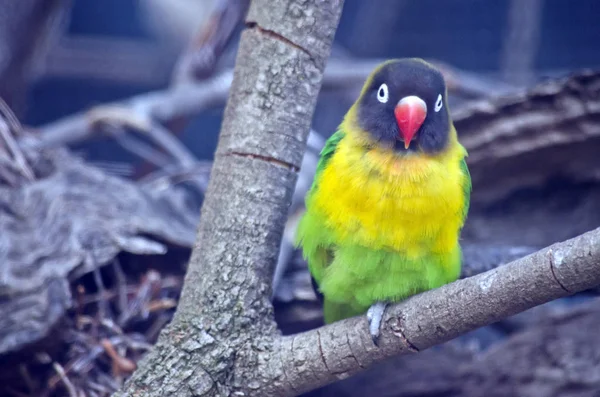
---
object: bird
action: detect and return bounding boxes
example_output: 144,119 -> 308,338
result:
295,58 -> 471,345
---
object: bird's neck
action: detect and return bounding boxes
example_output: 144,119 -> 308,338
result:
338,122 -> 465,180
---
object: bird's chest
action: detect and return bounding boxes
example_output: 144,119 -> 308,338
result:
312,147 -> 465,256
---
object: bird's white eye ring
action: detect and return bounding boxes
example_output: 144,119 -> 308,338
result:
434,94 -> 443,112
377,83 -> 389,103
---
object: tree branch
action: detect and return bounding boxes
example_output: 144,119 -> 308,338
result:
24,69 -> 234,149
29,59 -> 517,152
262,227 -> 600,396
113,1 -> 344,396
454,69 -> 600,206
310,298 -> 600,397
172,0 -> 250,82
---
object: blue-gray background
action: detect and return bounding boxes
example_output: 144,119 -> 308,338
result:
26,0 -> 600,163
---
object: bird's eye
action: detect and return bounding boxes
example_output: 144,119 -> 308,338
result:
377,83 -> 389,103
434,94 -> 443,112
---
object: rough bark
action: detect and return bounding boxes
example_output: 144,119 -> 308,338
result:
260,228 -> 600,395
0,145 -> 200,355
113,1 -> 344,396
307,299 -> 600,397
454,69 -> 600,207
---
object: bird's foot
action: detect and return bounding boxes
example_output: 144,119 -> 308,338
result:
366,301 -> 388,346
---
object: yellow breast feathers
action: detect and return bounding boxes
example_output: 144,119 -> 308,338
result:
310,126 -> 468,259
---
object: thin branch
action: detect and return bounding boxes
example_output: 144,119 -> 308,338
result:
272,130 -> 326,296
29,57 -> 517,151
52,361 -> 78,397
112,259 -> 128,315
143,123 -> 197,168
0,97 -> 27,137
137,161 -> 212,194
87,106 -> 197,167
25,69 -> 234,149
91,256 -> 110,320
107,126 -> 171,168
172,0 -> 250,83
265,227 -> 600,396
0,102 -> 34,181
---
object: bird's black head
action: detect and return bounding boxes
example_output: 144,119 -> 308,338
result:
354,58 -> 451,153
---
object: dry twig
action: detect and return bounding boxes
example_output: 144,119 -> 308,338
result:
0,100 -> 34,182
172,0 -> 250,82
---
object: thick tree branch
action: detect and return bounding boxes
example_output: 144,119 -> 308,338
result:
113,1 -> 343,396
310,298 -> 600,397
262,227 -> 600,396
454,69 -> 600,206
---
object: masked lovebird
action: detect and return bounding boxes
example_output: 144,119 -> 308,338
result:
295,58 -> 471,344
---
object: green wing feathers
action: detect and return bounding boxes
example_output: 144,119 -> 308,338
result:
295,131 -> 344,285
459,158 -> 472,223
312,130 -> 345,191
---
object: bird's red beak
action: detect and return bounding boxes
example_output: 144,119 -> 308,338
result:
394,96 -> 427,149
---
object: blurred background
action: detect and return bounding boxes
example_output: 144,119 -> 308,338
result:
22,0 -> 600,159
1,0 -> 600,396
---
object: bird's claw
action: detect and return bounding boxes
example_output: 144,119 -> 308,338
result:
367,301 -> 388,346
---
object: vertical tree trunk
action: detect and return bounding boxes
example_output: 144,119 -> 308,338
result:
114,1 -> 344,396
